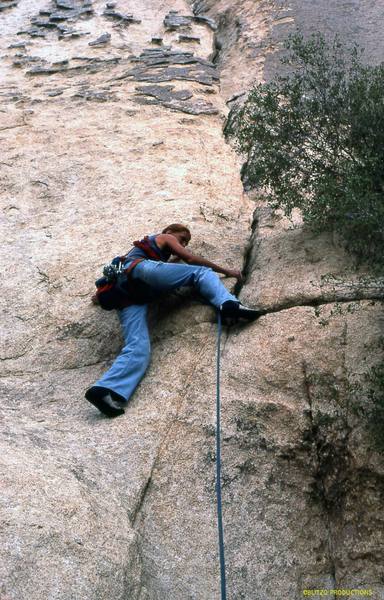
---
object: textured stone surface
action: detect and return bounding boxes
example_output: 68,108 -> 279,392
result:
88,32 -> 111,46
117,47 -> 219,87
239,204 -> 384,311
22,0 -> 94,39
102,7 -> 141,24
163,11 -> 217,32
192,0 -> 384,98
1,0 -> 384,598
137,301 -> 384,598
0,0 -> 18,10
164,12 -> 193,30
134,83 -> 218,114
0,3 -> 243,597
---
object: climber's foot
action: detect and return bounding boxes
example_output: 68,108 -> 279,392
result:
85,386 -> 125,417
219,300 -> 266,322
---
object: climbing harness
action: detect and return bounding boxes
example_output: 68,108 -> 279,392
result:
215,309 -> 227,600
94,257 -> 147,310
93,235 -> 166,310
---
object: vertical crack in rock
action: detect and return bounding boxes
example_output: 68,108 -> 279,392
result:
126,324 -> 220,598
191,0 -> 241,67
233,209 -> 259,299
130,472 -> 153,527
231,206 -> 384,312
194,1 -> 384,594
129,325 -> 215,520
3,0 -> 383,596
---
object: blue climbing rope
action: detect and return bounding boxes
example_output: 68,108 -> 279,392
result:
216,309 -> 227,600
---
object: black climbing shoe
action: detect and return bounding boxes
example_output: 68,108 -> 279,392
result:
219,300 -> 266,321
85,386 -> 125,418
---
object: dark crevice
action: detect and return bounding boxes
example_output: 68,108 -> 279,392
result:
251,294 -> 383,316
129,472 -> 153,526
233,215 -> 259,298
232,216 -> 383,314
191,1 -> 241,68
232,213 -> 383,312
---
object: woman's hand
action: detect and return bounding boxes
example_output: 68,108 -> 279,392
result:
225,269 -> 244,283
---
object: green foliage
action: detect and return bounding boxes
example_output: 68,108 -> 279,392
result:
225,32 -> 384,266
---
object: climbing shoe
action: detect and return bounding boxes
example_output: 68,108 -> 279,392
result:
219,300 -> 266,321
85,386 -> 125,418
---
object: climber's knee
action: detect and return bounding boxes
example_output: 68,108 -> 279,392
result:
191,265 -> 209,284
196,265 -> 212,276
121,335 -> 150,365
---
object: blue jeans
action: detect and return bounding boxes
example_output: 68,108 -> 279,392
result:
94,261 -> 238,401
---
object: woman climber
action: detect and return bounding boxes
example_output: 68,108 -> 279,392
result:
85,223 -> 263,418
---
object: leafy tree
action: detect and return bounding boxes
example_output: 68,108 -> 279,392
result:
225,32 -> 384,267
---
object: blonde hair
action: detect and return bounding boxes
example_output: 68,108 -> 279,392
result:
162,223 -> 191,241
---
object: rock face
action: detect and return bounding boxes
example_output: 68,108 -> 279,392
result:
1,1 -> 383,599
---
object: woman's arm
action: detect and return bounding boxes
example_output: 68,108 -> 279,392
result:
158,234 -> 243,281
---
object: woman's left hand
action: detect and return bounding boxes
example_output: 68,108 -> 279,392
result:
225,269 -> 244,282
